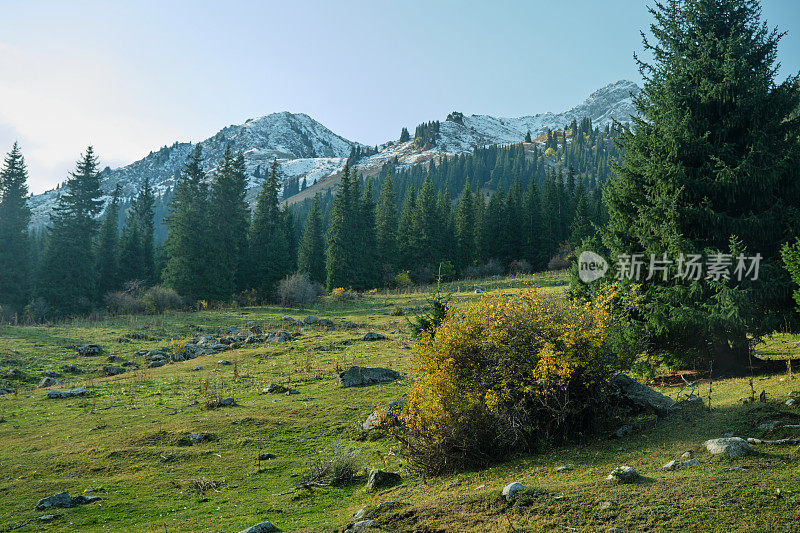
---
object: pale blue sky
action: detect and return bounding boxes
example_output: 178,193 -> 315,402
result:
1,0 -> 798,193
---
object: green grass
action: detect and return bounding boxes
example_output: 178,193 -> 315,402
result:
0,272 -> 798,532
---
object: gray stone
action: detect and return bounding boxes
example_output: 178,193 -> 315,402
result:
362,332 -> 387,341
192,366 -> 202,371
190,432 -> 210,444
71,495 -> 102,505
47,386 -> 87,399
786,398 -> 798,407
100,365 -> 124,376
303,315 -> 319,324
555,465 -> 572,473
38,377 -> 63,388
282,316 -> 296,322
337,366 -> 401,387
273,331 -> 292,343
60,365 -> 81,373
610,424 -> 637,439
259,453 -> 276,461
217,397 -> 236,407
36,491 -> 72,510
704,437 -> 752,458
238,521 -> 278,533
76,344 -> 102,356
148,360 -> 165,368
37,514 -> 56,521
502,482 -> 527,501
606,466 -> 639,484
598,501 -> 613,510
5,368 -> 21,379
663,460 -> 679,471
681,451 -> 692,459
285,388 -> 299,395
43,370 -> 59,378
366,469 -> 401,491
218,360 -> 232,366
362,401 -> 404,431
263,383 -> 288,394
345,521 -> 377,533
318,318 -> 335,328
609,373 -> 675,415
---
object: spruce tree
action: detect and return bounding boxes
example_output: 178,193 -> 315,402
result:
604,0 -> 800,372
96,185 -> 121,297
410,177 -> 437,268
455,183 -> 476,271
207,146 -> 250,300
38,147 -> 104,315
356,178 -> 379,289
249,158 -> 292,297
0,142 -> 31,314
375,170 -> 398,278
119,176 -> 155,285
325,164 -> 359,289
396,187 -> 416,270
297,194 -> 325,283
162,146 -> 212,300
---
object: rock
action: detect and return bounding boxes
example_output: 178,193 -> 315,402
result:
60,365 -> 81,374
238,521 -> 278,533
786,398 -> 798,407
610,424 -> 637,439
609,373 -> 675,415
337,366 -> 402,387
362,332 -> 387,341
263,383 -> 288,394
273,331 -> 292,343
218,360 -> 232,366
663,460 -> 679,471
352,507 -> 366,520
663,458 -> 699,471
555,465 -> 572,473
704,437 -> 752,458
192,366 -> 202,371
37,514 -> 57,521
47,386 -> 87,399
282,316 -> 296,322
607,528 -> 625,533
683,458 -> 700,467
259,452 -> 276,460
190,432 -> 211,444
36,491 -> 72,510
606,466 -> 639,484
679,394 -> 706,410
342,321 -> 358,329
217,397 -> 236,407
502,482 -> 527,501
318,318 -> 335,328
285,388 -> 299,395
43,370 -> 59,378
362,401 -> 404,431
681,451 -> 692,459
71,495 -> 102,505
345,520 -> 377,533
76,344 -> 102,356
474,286 -> 484,294
100,365 -> 124,376
598,501 -> 613,510
5,368 -> 21,379
38,377 -> 63,388
303,315 -> 319,325
148,361 -> 165,368
366,469 -> 401,491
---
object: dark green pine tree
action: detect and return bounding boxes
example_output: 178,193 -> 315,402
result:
410,177 -> 438,268
455,183 -> 476,271
522,178 -> 547,270
399,127 -> 410,142
282,204 -> 297,273
326,164 -> 359,289
207,146 -> 250,300
569,192 -> 593,246
38,147 -> 105,315
524,130 -> 533,143
356,178 -> 379,289
375,170 -> 398,282
95,184 -> 121,297
396,187 -> 416,271
297,194 -> 326,283
604,0 -> 800,372
119,176 -> 156,285
481,189 -> 505,263
0,142 -> 31,314
162,146 -> 212,300
249,158 -> 292,297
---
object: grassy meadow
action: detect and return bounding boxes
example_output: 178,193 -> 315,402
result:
0,272 -> 799,532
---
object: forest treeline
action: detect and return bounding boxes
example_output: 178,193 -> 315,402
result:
0,117 -> 615,319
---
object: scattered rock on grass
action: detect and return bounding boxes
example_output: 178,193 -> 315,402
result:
38,377 -> 63,388
704,437 -> 752,458
100,365 -> 124,377
663,458 -> 699,470
610,424 -> 638,439
71,495 -> 102,505
303,315 -> 319,325
216,398 -> 236,407
366,469 -> 401,491
259,453 -> 276,461
502,482 -> 527,501
362,332 -> 387,341
76,344 -> 102,356
36,492 -> 72,510
47,386 -> 87,399
337,366 -> 402,388
263,383 -> 288,394
555,465 -> 572,473
609,373 -> 675,415
237,521 -> 278,533
345,520 -> 378,533
218,360 -> 231,366
190,432 -> 211,444
606,466 -> 640,484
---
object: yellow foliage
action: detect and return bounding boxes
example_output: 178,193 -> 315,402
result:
169,339 -> 187,355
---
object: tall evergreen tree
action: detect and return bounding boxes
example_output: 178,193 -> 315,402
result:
455,183 -> 476,271
249,158 -> 292,296
162,146 -> 212,300
410,177 -> 438,267
207,146 -> 250,300
96,184 -> 121,297
604,0 -> 800,372
0,142 -> 31,314
119,176 -> 155,285
297,194 -> 325,283
375,170 -> 398,278
396,187 -> 416,271
38,147 -> 104,315
325,164 -> 361,289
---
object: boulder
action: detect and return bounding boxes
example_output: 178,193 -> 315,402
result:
345,521 -> 377,533
76,344 -> 102,356
362,332 -> 387,341
337,366 -> 402,387
366,469 -> 401,491
272,331 -> 292,343
609,373 -> 675,415
38,377 -> 63,388
36,491 -> 72,510
192,366 -> 203,371
217,397 -> 236,407
71,495 -> 102,505
263,383 -> 288,394
149,361 -> 165,368
502,482 -> 527,501
46,386 -> 87,399
362,401 -> 404,431
259,452 -> 276,461
218,360 -> 232,366
60,365 -> 81,374
318,318 -> 335,328
100,365 -> 124,376
704,437 -> 752,458
303,315 -> 319,325
43,370 -> 59,378
606,466 -> 639,484
238,522 -> 278,533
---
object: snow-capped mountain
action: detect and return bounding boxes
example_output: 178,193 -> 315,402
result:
27,80 -> 639,226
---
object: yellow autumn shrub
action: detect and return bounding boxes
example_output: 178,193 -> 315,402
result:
397,286 -> 622,474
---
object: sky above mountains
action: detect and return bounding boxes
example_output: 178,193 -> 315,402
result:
1,0 -> 799,194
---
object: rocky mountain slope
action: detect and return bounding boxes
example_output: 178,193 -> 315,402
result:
28,80 -> 639,227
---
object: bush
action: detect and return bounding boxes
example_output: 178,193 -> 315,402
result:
395,286 -> 622,475
104,291 -> 145,315
278,273 -> 325,308
143,286 -> 183,314
331,287 -> 358,301
509,259 -> 532,276
394,270 -> 413,288
304,441 -> 362,486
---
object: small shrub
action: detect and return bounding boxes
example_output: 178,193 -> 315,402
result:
278,273 -> 325,307
509,259 -> 532,276
478,259 -> 504,278
143,286 -> 183,314
304,441 -> 362,486
104,292 -> 145,315
331,287 -> 357,301
394,271 -> 413,288
396,286 -> 623,475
